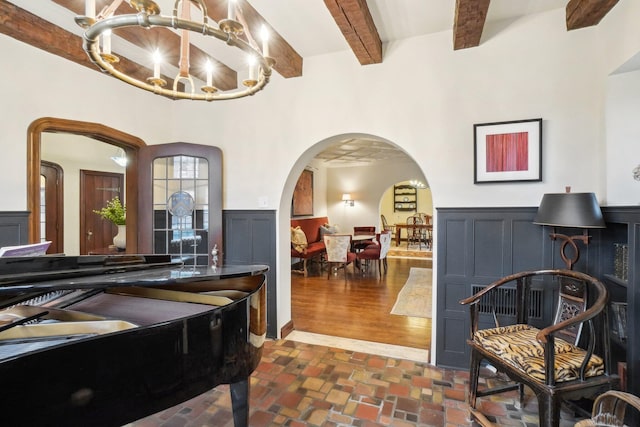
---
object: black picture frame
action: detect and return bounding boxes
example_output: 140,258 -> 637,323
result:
474,118 -> 542,183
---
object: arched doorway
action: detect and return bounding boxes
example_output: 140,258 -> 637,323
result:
380,180 -> 433,251
280,134 -> 434,353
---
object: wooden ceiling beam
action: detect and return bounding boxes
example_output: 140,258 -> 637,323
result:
0,1 -> 162,87
566,0 -> 619,30
453,0 -> 490,50
323,0 -> 382,65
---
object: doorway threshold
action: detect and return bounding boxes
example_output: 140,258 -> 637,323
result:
286,331 -> 430,364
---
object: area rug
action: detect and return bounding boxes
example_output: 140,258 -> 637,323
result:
386,246 -> 432,259
390,267 -> 432,318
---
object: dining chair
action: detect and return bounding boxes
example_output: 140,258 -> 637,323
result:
422,214 -> 433,249
323,234 -> 357,282
356,231 -> 392,277
380,214 -> 395,234
406,214 -> 424,249
352,226 -> 376,252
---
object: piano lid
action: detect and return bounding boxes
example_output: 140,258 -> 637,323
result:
0,254 -> 268,297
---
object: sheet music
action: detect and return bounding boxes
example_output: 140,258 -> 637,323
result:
0,241 -> 51,257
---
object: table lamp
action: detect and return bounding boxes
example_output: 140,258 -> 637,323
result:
533,189 -> 605,270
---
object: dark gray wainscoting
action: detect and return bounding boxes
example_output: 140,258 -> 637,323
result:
223,210 -> 277,339
435,206 -> 603,370
597,206 -> 640,399
0,211 -> 30,248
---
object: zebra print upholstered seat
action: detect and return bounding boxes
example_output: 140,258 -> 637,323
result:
474,324 -> 604,383
474,324 -> 575,357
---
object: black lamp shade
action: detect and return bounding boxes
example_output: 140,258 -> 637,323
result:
533,192 -> 605,228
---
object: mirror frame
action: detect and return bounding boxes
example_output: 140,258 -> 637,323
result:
27,117 -> 146,253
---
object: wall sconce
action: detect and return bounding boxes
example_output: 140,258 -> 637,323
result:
342,193 -> 354,207
533,189 -> 605,270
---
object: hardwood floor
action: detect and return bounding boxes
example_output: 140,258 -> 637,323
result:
291,255 -> 433,350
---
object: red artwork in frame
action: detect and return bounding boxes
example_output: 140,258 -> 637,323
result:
292,169 -> 314,216
474,118 -> 542,183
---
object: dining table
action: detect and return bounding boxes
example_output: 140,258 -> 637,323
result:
393,223 -> 432,247
351,234 -> 376,251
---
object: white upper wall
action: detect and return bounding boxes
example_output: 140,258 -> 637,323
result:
599,0 -> 640,77
606,69 -> 640,205
168,7 -> 628,211
326,160 -> 427,233
0,35 -> 175,210
599,0 -> 640,206
1,5 -> 639,212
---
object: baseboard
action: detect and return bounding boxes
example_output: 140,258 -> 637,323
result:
280,320 -> 294,339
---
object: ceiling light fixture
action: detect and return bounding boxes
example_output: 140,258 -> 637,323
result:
75,0 -> 274,101
410,180 -> 426,189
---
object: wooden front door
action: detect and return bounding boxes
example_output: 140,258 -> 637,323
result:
40,161 -> 63,254
80,170 -> 124,255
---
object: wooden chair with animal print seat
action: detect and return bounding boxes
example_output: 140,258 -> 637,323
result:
460,269 -> 619,427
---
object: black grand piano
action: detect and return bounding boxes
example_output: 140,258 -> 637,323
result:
0,254 -> 267,427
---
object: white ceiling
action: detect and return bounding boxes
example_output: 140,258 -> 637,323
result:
249,0 -> 567,59
315,137 -> 411,168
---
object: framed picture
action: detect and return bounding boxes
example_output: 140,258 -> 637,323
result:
474,118 -> 542,183
292,169 -> 314,216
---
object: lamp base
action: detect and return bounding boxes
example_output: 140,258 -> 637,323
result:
549,229 -> 590,270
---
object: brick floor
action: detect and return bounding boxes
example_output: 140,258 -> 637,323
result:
129,339 -> 587,426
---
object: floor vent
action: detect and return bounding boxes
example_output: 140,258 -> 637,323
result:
471,285 -> 543,319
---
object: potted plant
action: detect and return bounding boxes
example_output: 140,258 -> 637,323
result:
94,196 -> 126,248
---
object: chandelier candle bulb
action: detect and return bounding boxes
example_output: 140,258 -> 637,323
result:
248,56 -> 255,80
261,26 -> 270,57
152,49 -> 161,79
85,0 -> 95,19
228,0 -> 236,21
205,60 -> 213,87
102,30 -> 111,55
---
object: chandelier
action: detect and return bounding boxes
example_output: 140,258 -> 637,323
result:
76,0 -> 274,101
410,180 -> 427,189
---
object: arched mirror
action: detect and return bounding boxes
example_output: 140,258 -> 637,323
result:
27,117 -> 145,254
